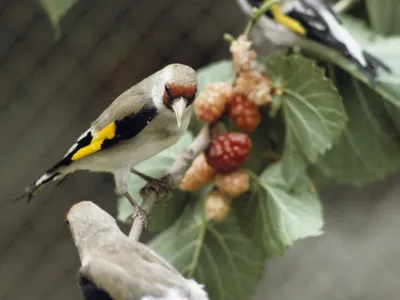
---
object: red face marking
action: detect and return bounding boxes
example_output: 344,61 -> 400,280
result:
167,83 -> 197,99
163,83 -> 198,107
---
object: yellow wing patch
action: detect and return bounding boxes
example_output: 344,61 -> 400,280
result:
71,122 -> 116,161
270,3 -> 307,36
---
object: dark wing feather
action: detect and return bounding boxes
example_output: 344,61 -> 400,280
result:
286,5 -> 349,54
49,105 -> 158,168
363,51 -> 392,73
100,105 -> 158,150
51,129 -> 93,170
15,105 -> 158,203
78,273 -> 114,300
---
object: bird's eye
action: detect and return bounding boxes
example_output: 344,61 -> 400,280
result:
186,89 -> 198,105
189,93 -> 196,103
65,219 -> 70,225
164,86 -> 172,99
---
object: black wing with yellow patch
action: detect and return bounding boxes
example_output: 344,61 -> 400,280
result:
256,1 -> 347,54
248,1 -> 306,35
52,105 -> 158,170
285,9 -> 348,52
270,3 -> 307,36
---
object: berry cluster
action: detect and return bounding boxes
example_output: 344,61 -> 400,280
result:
180,132 -> 251,221
182,35 -> 273,221
195,35 -> 271,132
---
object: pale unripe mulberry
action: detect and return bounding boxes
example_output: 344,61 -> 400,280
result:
179,154 -> 215,191
194,82 -> 232,123
230,35 -> 257,73
215,170 -> 250,198
204,190 -> 232,221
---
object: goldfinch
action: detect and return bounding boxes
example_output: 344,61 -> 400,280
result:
238,0 -> 391,81
66,201 -> 209,300
17,64 -> 198,226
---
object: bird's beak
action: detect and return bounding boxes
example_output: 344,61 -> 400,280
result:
172,97 -> 187,128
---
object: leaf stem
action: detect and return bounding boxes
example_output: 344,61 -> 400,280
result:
327,63 -> 337,86
245,169 -> 265,188
243,0 -> 279,37
187,215 -> 208,278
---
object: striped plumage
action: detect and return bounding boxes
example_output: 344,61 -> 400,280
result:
242,0 -> 391,82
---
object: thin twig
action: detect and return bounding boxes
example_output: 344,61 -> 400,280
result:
333,0 -> 360,14
129,125 -> 211,241
243,0 -> 279,37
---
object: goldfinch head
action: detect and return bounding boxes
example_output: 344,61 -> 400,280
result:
153,64 -> 198,127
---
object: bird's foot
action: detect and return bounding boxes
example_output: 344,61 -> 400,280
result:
140,174 -> 173,200
125,207 -> 152,229
123,192 -> 152,229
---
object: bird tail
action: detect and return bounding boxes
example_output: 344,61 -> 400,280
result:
350,51 -> 392,84
14,167 -> 66,203
363,51 -> 392,74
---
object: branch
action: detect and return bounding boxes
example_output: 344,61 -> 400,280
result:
243,0 -> 279,37
129,125 -> 211,241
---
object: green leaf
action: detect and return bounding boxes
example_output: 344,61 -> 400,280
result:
317,74 -> 400,184
314,18 -> 400,184
40,0 -> 78,39
383,100 -> 400,133
233,164 -> 323,258
197,60 -> 233,92
117,132 -> 193,231
366,0 -> 400,35
265,55 -> 347,182
149,201 -> 264,300
341,17 -> 400,75
363,36 -> 400,89
343,17 -> 400,133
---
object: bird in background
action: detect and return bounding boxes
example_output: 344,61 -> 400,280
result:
66,201 -> 209,300
16,63 -> 198,227
238,0 -> 391,82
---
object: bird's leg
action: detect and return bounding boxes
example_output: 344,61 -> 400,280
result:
130,168 -> 172,200
115,169 -> 150,229
123,192 -> 151,229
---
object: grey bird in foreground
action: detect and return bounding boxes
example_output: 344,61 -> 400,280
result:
16,63 -> 198,227
66,201 -> 209,300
